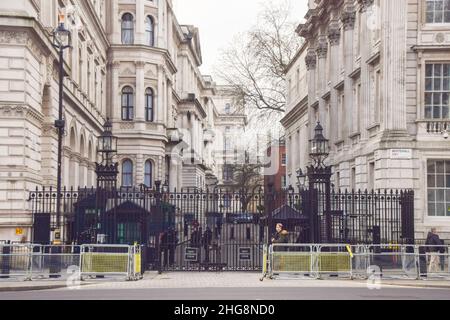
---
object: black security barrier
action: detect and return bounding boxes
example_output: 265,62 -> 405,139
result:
29,186 -> 415,272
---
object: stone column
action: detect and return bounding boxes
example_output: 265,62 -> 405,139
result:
111,61 -> 120,121
305,47 -> 317,139
382,0 -> 407,131
359,0 -> 374,140
169,154 -> 179,191
135,61 -> 145,121
342,3 -> 356,141
158,0 -> 164,48
112,0 -> 120,44
328,18 -> 341,143
136,0 -> 144,45
316,34 -> 328,132
157,65 -> 164,123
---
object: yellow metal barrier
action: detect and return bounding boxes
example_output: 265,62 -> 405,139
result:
318,254 -> 351,273
272,253 -> 312,273
134,252 -> 141,275
81,253 -> 129,273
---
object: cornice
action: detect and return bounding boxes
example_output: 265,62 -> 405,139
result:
280,96 -> 308,128
0,104 -> 44,127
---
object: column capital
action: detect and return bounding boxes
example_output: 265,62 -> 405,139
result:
341,4 -> 356,31
305,48 -> 317,70
316,35 -> 328,59
109,61 -> 121,69
327,19 -> 341,46
358,0 -> 375,13
135,61 -> 146,69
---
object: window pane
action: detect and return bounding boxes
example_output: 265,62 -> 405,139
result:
437,161 -> 445,173
428,203 -> 436,216
437,189 -> 445,201
445,0 -> 450,10
428,161 -> 436,174
443,105 -> 449,118
425,93 -> 433,105
444,78 -> 450,91
435,64 -> 442,76
434,78 -> 442,91
435,11 -> 443,22
428,190 -> 436,202
425,78 -> 433,91
425,106 -> 432,118
437,203 -> 446,216
437,175 -> 445,187
444,64 -> 450,77
428,174 -> 436,188
433,105 -> 441,118
426,64 -> 433,77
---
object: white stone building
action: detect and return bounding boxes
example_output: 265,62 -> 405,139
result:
0,0 -> 245,241
283,0 -> 450,238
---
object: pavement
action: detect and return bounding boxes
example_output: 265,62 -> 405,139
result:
0,272 -> 449,293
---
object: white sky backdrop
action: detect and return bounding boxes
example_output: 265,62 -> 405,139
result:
172,0 -> 309,78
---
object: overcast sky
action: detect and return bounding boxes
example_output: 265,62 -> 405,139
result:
172,0 -> 308,77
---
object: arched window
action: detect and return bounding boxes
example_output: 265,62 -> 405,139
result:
121,86 -> 134,121
122,160 -> 133,187
145,16 -> 155,46
121,13 -> 134,45
145,88 -> 154,122
144,160 -> 153,188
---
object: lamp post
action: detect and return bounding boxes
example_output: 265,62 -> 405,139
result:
96,119 -> 119,243
307,122 -> 332,243
97,119 -> 118,170
52,14 -> 71,243
296,168 -> 307,191
288,185 -> 295,207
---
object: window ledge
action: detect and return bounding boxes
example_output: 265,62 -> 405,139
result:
349,132 -> 361,140
367,123 -> 380,131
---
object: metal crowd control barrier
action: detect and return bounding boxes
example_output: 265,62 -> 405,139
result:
30,245 -> 81,280
316,244 -> 353,279
80,244 -> 140,281
263,244 -> 450,281
365,244 -> 418,280
268,244 -> 316,279
417,245 -> 450,280
0,244 -> 32,280
0,243 -> 143,282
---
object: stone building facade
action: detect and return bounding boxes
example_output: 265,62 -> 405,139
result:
0,0 -> 245,241
283,0 -> 450,238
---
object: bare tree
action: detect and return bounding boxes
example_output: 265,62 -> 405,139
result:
215,0 -> 303,115
227,153 -> 265,213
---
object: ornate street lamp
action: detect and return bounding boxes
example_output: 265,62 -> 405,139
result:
307,122 -> 332,243
288,185 -> 295,206
96,119 -> 119,190
97,119 -> 118,166
94,119 -> 119,244
52,13 -> 72,243
296,168 -> 307,191
309,122 -> 329,168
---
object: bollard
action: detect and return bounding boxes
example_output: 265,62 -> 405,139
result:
0,241 -> 11,279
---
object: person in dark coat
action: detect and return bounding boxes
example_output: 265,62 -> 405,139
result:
271,223 -> 289,251
426,228 -> 444,273
202,227 -> 213,263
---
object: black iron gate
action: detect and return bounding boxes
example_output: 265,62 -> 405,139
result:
29,186 -> 415,272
